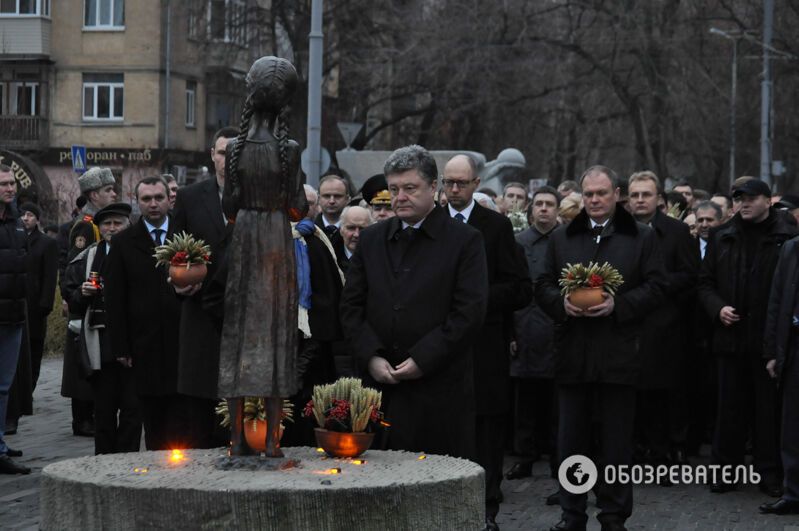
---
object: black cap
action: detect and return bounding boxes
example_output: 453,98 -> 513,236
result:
776,194 -> 799,210
732,179 -> 771,199
360,174 -> 391,206
94,202 -> 132,225
18,202 -> 41,220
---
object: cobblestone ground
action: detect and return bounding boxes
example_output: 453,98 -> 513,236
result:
2,359 -> 799,530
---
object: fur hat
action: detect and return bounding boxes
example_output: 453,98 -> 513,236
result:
78,167 -> 116,194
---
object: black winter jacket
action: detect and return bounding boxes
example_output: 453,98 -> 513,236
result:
0,203 -> 27,324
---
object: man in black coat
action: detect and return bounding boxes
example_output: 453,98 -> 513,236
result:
170,126 -> 237,448
105,176 -> 182,451
19,202 -> 57,389
537,166 -> 666,531
443,154 -> 531,528
698,178 -> 796,496
340,145 -> 488,462
0,166 -> 30,474
315,173 -> 350,246
760,235 -> 799,514
628,172 -> 699,470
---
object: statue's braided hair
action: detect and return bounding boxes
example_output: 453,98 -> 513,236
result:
227,57 -> 297,214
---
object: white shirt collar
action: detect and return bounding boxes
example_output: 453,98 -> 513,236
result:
143,217 -> 169,234
322,215 -> 341,229
344,247 -> 353,259
590,218 -> 606,228
448,199 -> 475,222
401,220 -> 424,230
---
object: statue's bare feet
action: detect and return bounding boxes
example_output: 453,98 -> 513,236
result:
229,441 -> 254,457
264,446 -> 284,458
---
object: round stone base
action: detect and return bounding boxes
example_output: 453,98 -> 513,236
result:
40,447 -> 484,530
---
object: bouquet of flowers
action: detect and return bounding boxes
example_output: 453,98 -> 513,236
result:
153,231 -> 211,268
558,261 -> 624,296
303,377 -> 384,433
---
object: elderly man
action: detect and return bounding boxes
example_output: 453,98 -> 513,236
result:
443,153 -> 531,529
304,184 -> 320,221
340,145 -> 488,464
537,165 -> 666,531
64,202 -> 141,455
0,165 -> 29,474
698,178 -> 796,497
336,206 -> 372,273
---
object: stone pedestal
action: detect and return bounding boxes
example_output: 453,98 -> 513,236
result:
40,447 -> 484,530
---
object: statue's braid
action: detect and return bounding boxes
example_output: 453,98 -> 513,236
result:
276,107 -> 290,198
228,96 -> 254,192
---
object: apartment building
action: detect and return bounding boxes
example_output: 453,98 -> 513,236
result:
0,0 -> 265,221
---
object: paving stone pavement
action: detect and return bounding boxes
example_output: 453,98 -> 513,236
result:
2,358 -> 799,530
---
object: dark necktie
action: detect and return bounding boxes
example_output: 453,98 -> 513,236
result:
324,225 -> 338,238
591,225 -> 604,242
152,228 -> 164,245
454,213 -> 466,223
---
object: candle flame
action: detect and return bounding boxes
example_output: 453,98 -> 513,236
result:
418,454 -> 427,460
133,467 -> 149,474
326,467 -> 341,475
316,447 -> 325,453
352,459 -> 365,465
169,449 -> 186,463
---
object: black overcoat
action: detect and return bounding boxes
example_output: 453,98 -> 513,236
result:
172,178 -> 229,399
466,203 -> 531,415
536,207 -> 666,386
340,205 -> 488,458
764,236 -> 799,381
105,217 -> 181,397
638,210 -> 699,389
513,225 -> 556,379
698,210 -> 796,357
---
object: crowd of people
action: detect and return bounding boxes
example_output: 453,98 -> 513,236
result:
2,132 -> 799,531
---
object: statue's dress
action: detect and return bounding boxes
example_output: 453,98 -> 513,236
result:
218,138 -> 301,397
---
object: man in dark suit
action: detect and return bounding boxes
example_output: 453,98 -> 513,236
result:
443,154 -> 531,529
19,202 -> 57,389
105,176 -> 182,451
537,166 -> 666,531
628,172 -> 699,472
315,173 -> 350,246
340,145 -> 488,462
170,126 -> 237,448
334,206 -> 372,274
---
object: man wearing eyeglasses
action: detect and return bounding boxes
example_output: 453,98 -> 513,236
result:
443,154 -> 531,530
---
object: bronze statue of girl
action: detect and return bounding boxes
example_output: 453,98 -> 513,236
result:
219,56 -> 306,457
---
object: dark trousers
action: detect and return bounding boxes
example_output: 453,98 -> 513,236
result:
28,313 -> 46,390
138,394 -> 183,451
512,377 -> 556,458
90,362 -> 141,454
558,383 -> 636,527
476,414 -> 506,517
782,349 -> 799,501
713,354 -> 781,484
172,395 -> 221,449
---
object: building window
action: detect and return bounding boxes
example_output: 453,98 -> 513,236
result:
9,82 -> 38,115
208,0 -> 246,46
83,73 -> 123,121
84,0 -> 124,28
187,0 -> 205,40
185,81 -> 196,127
0,0 -> 48,15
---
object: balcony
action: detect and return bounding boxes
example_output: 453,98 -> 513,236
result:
0,16 -> 51,57
0,116 -> 48,151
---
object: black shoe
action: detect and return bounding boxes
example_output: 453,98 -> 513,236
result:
483,514 -> 500,531
759,483 -> 783,498
5,448 -> 21,457
0,455 -> 30,475
600,521 -> 627,531
550,519 -> 586,531
505,461 -> 533,480
759,498 -> 799,515
710,481 -> 737,493
546,491 -> 560,506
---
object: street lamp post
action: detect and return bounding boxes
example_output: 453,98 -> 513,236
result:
709,27 -> 739,191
